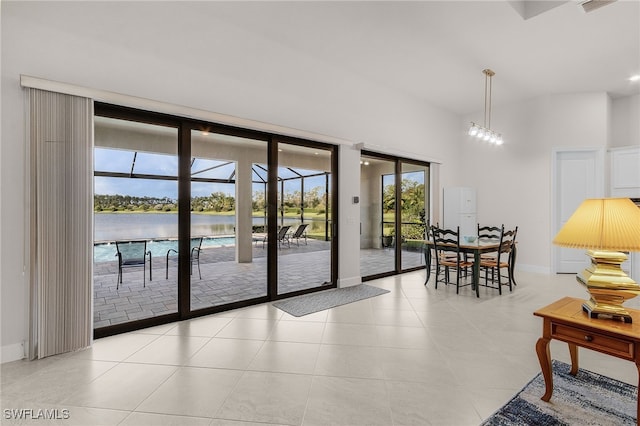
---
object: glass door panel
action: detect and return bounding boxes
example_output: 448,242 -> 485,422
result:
276,143 -> 333,295
360,155 -> 396,277
400,162 -> 429,271
93,116 -> 179,329
188,130 -> 268,310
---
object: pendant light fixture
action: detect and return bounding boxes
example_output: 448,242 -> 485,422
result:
468,69 -> 503,145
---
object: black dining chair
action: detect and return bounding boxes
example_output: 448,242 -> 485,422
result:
478,224 -> 502,246
479,226 -> 518,294
431,225 -> 474,294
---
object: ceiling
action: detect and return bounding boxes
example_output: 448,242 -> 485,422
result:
15,1 -> 639,118
206,0 -> 640,115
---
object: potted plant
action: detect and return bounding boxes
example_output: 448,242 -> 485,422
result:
382,230 -> 394,248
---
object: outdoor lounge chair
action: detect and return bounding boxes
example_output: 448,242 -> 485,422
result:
257,225 -> 291,249
290,223 -> 309,246
115,240 -> 152,289
165,237 -> 203,279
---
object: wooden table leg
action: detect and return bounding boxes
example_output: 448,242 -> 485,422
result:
636,359 -> 639,426
568,343 -> 579,376
536,336 -> 553,402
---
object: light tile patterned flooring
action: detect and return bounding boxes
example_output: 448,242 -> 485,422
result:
3,270 -> 638,425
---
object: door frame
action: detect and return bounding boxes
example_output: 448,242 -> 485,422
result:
93,102 -> 338,338
551,147 -> 605,274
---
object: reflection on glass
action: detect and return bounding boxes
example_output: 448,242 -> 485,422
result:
93,116 -> 178,329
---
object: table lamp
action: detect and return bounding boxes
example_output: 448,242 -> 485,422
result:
553,198 -> 640,323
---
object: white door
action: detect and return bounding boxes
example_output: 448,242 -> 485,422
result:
553,149 -> 604,273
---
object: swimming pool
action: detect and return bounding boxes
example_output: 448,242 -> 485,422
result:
93,236 -> 235,263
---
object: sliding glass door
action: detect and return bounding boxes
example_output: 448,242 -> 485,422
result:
360,155 -> 396,277
93,104 -> 337,336
360,152 -> 429,280
184,130 -> 269,310
400,162 -> 429,271
276,141 -> 335,296
93,115 -> 179,328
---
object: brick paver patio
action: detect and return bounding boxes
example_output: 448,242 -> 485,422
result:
93,240 -> 424,328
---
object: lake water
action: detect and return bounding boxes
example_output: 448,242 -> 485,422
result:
94,213 -> 328,263
95,213 -> 265,241
94,212 -> 325,241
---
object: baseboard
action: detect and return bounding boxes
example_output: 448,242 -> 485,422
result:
338,276 -> 362,288
1,341 -> 26,364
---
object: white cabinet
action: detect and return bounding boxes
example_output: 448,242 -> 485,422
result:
443,187 -> 477,237
610,147 -> 640,197
609,146 -> 640,284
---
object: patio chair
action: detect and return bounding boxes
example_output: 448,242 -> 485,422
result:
165,237 -> 203,279
115,240 -> 152,289
290,223 -> 309,246
257,225 -> 291,249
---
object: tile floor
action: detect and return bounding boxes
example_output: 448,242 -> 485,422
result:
2,270 -> 638,425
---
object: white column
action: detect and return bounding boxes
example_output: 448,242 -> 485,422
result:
337,144 -> 362,287
236,157 -> 253,263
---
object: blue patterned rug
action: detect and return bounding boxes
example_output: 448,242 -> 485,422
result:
272,284 -> 389,316
482,360 -> 637,425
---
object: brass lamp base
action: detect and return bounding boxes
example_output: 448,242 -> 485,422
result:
582,300 -> 633,323
577,250 -> 640,323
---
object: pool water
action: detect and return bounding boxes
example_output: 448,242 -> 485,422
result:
94,236 -> 235,263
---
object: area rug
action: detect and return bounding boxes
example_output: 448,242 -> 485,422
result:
272,284 -> 390,317
481,360 -> 637,425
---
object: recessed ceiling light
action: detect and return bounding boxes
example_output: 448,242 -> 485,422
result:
630,75 -> 640,82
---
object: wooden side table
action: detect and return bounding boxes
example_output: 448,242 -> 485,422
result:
534,297 -> 640,424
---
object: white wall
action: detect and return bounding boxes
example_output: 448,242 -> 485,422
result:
1,2 -> 637,361
1,2 -> 460,360
459,93 -> 612,274
612,94 -> 640,148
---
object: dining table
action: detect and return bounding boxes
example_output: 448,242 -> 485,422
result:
422,238 -> 511,298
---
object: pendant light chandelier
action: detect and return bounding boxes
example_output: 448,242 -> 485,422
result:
468,69 -> 503,145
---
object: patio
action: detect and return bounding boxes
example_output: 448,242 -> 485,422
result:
93,240 -> 425,328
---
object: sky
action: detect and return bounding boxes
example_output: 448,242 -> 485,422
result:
94,148 -> 329,199
94,148 -> 424,199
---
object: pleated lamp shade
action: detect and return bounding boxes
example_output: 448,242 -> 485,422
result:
553,198 -> 640,252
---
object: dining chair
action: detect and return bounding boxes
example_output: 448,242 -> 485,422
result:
431,225 -> 474,294
478,224 -> 502,246
479,226 -> 518,294
423,223 -> 437,285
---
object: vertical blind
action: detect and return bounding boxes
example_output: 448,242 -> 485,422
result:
28,89 -> 93,359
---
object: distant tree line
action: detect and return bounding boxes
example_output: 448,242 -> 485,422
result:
95,186 -> 327,214
94,194 -> 177,212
